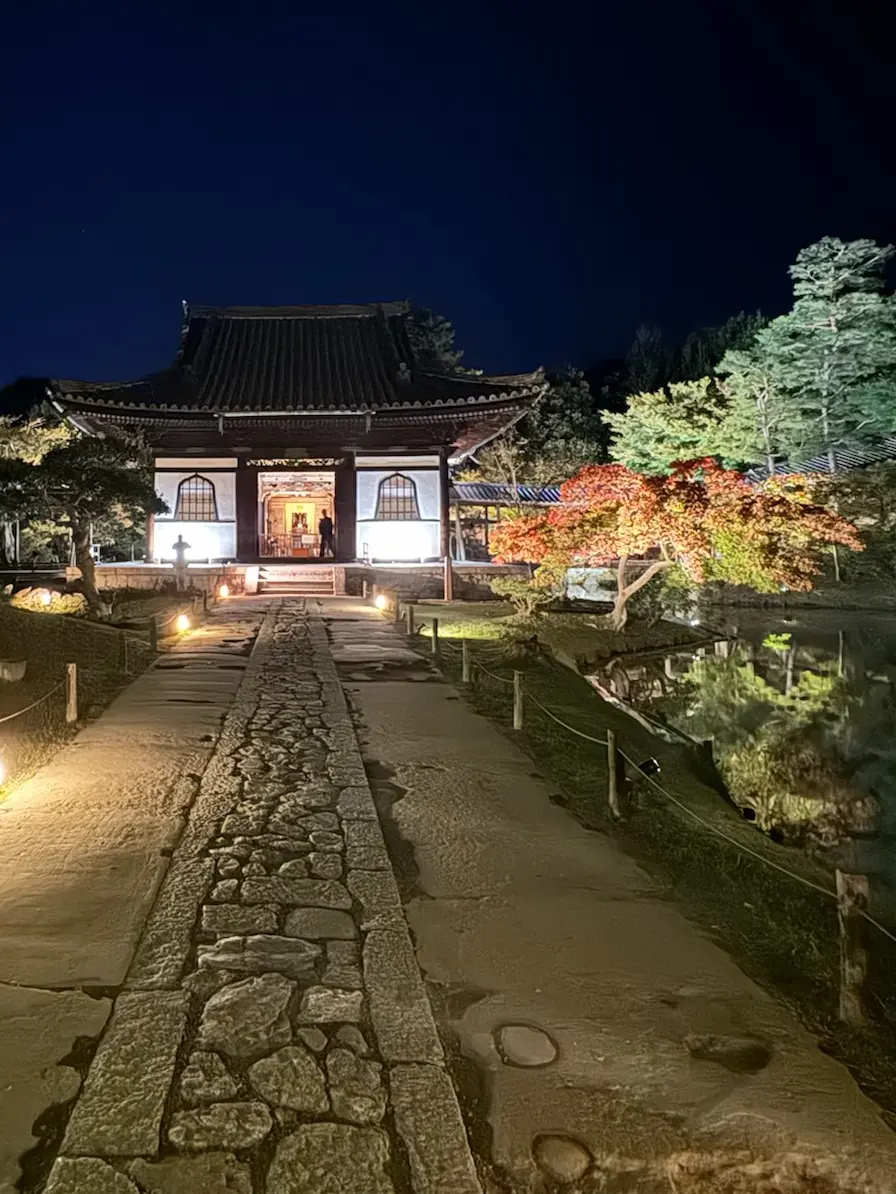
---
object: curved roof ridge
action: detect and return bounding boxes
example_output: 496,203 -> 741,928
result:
186,301 -> 411,320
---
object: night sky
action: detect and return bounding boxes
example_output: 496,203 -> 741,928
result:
1,0 -> 893,394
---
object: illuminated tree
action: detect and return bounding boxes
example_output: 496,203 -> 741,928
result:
605,378 -> 730,473
0,415 -> 73,565
490,459 -> 862,630
0,436 -> 164,616
760,237 -> 896,468
715,341 -> 788,475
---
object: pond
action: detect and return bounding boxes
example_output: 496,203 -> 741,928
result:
591,608 -> 896,907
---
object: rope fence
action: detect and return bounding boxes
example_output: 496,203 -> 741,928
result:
375,594 -> 896,1030
0,589 -> 217,794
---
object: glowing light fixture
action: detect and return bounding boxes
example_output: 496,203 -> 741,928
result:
374,594 -> 389,611
176,613 -> 191,633
218,583 -> 230,599
39,590 -> 53,606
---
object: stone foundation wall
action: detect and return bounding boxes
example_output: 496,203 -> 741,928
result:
343,564 -> 527,601
68,565 -> 253,595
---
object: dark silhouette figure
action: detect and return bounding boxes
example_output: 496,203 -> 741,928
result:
318,512 -> 335,559
172,534 -> 191,591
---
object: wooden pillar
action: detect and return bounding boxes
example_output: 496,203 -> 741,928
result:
235,461 -> 258,561
836,869 -> 869,1025
439,450 -> 451,562
146,511 -> 156,562
454,506 -> 466,562
335,454 -> 357,562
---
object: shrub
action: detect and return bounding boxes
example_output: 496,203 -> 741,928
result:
489,574 -> 561,617
10,587 -> 87,616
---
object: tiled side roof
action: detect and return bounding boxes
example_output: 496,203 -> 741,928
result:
51,302 -> 545,414
450,482 -> 562,504
747,436 -> 896,479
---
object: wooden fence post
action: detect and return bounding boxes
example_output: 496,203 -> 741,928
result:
203,591 -> 209,614
393,596 -> 402,624
149,616 -> 159,653
362,580 -> 369,600
462,639 -> 471,684
607,729 -> 621,818
406,604 -> 415,637
513,670 -> 524,730
431,618 -> 439,657
66,663 -> 78,724
836,869 -> 869,1025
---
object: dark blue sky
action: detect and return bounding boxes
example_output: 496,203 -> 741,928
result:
1,0 -> 893,389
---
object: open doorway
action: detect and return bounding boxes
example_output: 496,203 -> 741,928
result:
258,471 -> 335,558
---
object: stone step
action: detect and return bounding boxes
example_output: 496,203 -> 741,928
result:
259,573 -> 336,582
259,582 -> 335,595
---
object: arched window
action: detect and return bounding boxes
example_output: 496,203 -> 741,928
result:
375,473 -> 420,520
175,474 -> 218,521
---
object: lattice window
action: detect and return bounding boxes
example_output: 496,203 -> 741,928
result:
375,473 -> 420,520
175,474 -> 218,521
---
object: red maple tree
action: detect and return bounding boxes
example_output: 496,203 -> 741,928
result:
490,459 -> 862,629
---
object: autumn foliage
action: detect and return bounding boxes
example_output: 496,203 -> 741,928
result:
490,460 -> 862,628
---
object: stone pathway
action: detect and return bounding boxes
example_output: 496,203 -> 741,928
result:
41,602 -> 480,1194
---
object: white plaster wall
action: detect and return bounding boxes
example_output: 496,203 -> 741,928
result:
155,457 -> 237,470
154,521 -> 237,560
355,463 -> 441,561
357,520 -> 441,562
154,469 -> 236,521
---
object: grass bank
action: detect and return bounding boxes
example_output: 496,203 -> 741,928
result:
0,590 -> 199,797
411,603 -> 896,1125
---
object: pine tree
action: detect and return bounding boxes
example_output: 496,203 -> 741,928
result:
715,341 -> 788,475
624,324 -> 669,394
675,311 -> 766,383
760,237 -> 896,469
406,308 -> 466,372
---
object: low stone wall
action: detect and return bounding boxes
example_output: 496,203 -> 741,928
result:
68,565 -> 254,595
68,563 -> 528,602
343,564 -> 527,601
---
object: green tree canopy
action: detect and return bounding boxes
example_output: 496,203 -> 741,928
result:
0,415 -> 74,564
715,340 -> 789,475
0,434 -> 165,614
605,378 -> 731,473
0,414 -> 72,464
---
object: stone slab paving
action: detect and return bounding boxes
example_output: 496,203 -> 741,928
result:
42,601 -> 481,1194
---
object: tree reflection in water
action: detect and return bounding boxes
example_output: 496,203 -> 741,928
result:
604,626 -> 896,849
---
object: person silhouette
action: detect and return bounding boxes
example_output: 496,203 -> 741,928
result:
318,511 -> 335,559
172,534 -> 191,591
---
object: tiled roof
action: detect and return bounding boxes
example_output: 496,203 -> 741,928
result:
51,302 -> 545,415
449,482 -> 562,504
749,436 -> 896,479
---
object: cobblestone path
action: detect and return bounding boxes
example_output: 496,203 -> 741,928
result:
41,602 -> 480,1194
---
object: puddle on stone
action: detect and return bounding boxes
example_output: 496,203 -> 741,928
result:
494,1023 -> 558,1068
